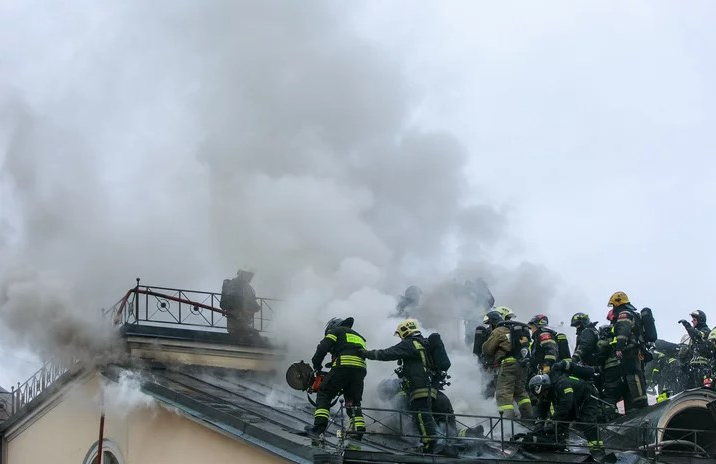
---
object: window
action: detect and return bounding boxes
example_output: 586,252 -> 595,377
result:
90,451 -> 120,464
83,440 -> 124,464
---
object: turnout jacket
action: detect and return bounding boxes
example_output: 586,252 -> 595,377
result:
364,334 -> 436,402
312,326 -> 367,371
573,323 -> 600,366
482,326 -> 512,367
612,303 -> 641,351
532,327 -> 559,371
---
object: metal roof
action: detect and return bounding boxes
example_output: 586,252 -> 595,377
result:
103,363 -> 664,464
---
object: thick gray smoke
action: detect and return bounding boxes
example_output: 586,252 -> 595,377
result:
0,0 -> 580,414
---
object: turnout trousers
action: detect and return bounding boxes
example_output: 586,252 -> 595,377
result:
313,367 -> 366,437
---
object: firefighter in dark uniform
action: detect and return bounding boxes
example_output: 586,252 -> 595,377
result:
649,350 -> 682,395
527,314 -> 559,375
307,317 -> 367,439
570,313 -> 600,367
362,319 -> 443,454
607,291 -> 648,412
529,370 -> 603,452
482,311 -> 533,419
678,310 -> 712,389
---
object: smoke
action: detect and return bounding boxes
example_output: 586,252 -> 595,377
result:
100,370 -> 156,419
0,0 -> 582,416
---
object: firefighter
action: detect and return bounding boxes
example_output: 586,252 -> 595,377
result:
306,317 -> 367,440
529,371 -> 603,452
361,319 -> 445,454
395,285 -> 423,318
607,291 -> 648,411
220,269 -> 263,343
482,311 -> 533,419
678,310 -> 712,389
649,350 -> 682,395
527,314 -> 559,374
570,312 -> 600,367
475,314 -> 497,399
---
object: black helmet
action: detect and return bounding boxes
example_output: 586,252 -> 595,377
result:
482,310 -> 503,327
528,314 -> 549,327
528,374 -> 551,394
691,310 -> 707,325
570,312 -> 591,328
325,317 -> 354,334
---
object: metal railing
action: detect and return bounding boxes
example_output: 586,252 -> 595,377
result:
9,357 -> 79,416
104,279 -> 276,332
325,405 -> 716,461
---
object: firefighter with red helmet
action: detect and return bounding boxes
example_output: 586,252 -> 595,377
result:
306,317 -> 367,440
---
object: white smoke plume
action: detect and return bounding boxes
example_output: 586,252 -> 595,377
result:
100,370 -> 156,419
0,0 -> 582,416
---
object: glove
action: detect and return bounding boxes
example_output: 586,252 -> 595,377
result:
533,420 -> 545,433
362,349 -> 377,360
571,353 -> 581,364
678,319 -> 690,328
357,348 -> 367,359
614,350 -> 623,360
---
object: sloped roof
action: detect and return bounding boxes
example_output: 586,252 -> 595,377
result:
105,363 -> 651,464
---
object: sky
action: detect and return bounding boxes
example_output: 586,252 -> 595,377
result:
0,1 -> 714,402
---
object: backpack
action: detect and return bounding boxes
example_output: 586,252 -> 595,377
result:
640,307 -> 658,344
427,332 -> 451,372
500,321 -> 532,364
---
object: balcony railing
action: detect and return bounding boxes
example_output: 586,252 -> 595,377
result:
104,279 -> 276,333
329,404 -> 716,461
9,357 -> 78,416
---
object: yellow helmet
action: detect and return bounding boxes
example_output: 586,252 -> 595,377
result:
608,291 -> 629,307
494,306 -> 515,320
394,319 -> 420,339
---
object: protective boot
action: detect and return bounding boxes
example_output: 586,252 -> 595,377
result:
518,401 -> 533,419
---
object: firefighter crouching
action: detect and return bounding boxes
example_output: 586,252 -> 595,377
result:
607,291 -> 648,411
307,317 -> 367,439
529,362 -> 604,452
482,310 -> 533,419
361,319 -> 447,455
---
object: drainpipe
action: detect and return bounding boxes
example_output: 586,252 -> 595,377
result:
97,406 -> 105,464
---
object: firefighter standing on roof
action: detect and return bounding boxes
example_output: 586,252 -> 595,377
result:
361,319 -> 443,454
527,314 -> 559,375
678,310 -> 712,389
307,317 -> 367,440
482,310 -> 533,419
607,291 -> 648,411
570,313 -> 600,367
